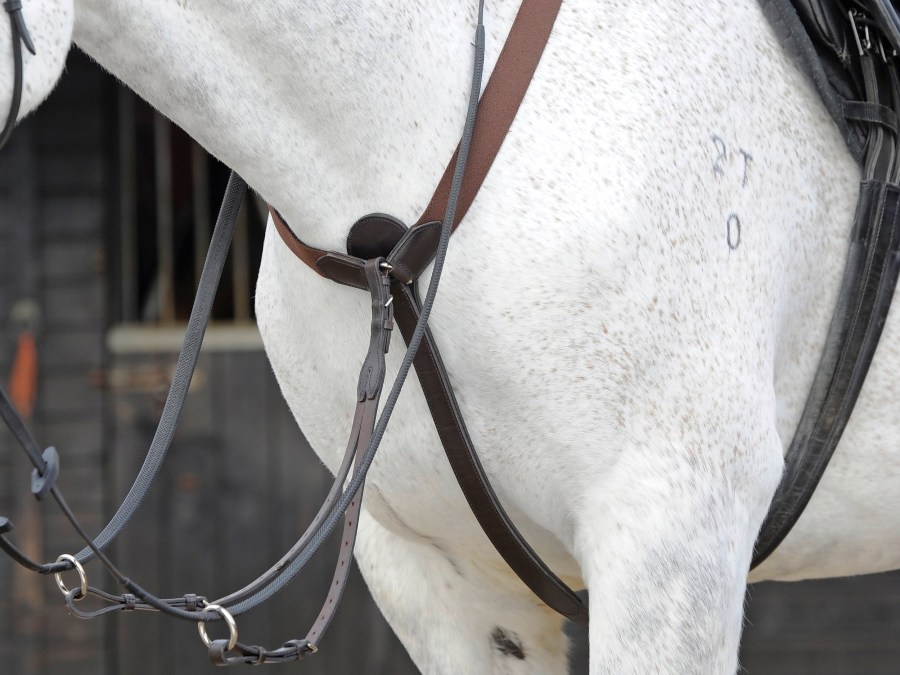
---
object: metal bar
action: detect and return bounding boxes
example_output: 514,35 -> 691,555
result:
191,143 -> 210,290
153,113 -> 175,323
117,90 -> 137,322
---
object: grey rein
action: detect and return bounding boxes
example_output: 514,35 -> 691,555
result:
0,0 -> 501,666
0,0 -> 35,151
2,0 -> 900,666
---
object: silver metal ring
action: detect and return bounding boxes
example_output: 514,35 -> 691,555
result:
54,554 -> 87,600
197,604 -> 238,651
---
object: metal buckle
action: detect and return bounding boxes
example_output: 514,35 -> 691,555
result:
850,9 -> 873,56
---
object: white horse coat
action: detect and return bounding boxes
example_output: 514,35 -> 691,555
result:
3,1 -> 900,672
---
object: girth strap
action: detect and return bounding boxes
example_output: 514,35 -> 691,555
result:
753,179 -> 900,566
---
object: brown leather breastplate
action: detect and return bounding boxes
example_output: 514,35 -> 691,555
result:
269,0 -> 591,627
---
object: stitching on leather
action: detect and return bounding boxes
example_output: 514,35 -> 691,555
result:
391,223 -> 440,279
800,182 -> 890,500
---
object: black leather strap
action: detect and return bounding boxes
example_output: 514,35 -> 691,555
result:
314,219 -> 590,626
0,0 -> 36,151
752,2 -> 900,568
391,280 -> 589,625
0,0 -> 524,664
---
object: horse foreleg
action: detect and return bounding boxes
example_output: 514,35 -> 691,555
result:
354,506 -> 570,675
573,426 -> 781,674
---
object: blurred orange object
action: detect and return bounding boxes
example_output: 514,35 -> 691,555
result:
9,330 -> 37,418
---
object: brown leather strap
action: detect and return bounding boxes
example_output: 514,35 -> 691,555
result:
313,222 -> 589,625
390,280 -> 589,625
270,0 -> 561,272
270,207 -> 328,274
417,0 -> 562,228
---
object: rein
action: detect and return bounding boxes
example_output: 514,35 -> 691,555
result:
4,0 -> 900,665
0,0 -> 35,151
751,0 -> 900,568
0,0 -> 577,666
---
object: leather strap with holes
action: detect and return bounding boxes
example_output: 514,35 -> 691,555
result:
313,214 -> 589,625
209,259 -> 393,665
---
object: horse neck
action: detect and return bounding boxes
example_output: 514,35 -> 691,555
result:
71,0 -> 520,250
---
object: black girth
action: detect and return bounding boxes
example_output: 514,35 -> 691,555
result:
753,0 -> 900,568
